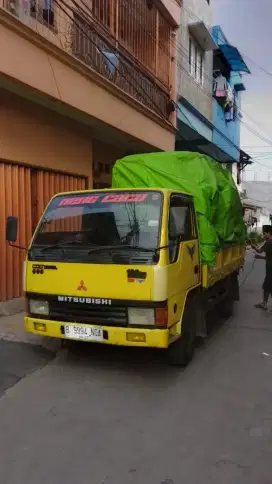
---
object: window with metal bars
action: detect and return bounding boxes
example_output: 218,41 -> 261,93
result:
92,0 -> 112,31
89,0 -> 171,87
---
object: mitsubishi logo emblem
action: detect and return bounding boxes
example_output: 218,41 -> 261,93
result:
77,280 -> 87,291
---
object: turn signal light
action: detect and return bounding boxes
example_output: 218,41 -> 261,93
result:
126,333 -> 146,343
155,307 -> 168,328
34,322 -> 47,332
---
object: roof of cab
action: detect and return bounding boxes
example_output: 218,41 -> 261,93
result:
50,187 -> 192,199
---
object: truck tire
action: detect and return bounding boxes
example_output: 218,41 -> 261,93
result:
217,273 -> 238,319
167,297 -> 198,367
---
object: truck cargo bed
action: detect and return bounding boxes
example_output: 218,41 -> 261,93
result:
202,244 -> 245,288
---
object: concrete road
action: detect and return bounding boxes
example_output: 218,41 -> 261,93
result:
0,340 -> 54,397
0,252 -> 272,484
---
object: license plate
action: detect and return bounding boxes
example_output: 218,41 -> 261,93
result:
64,324 -> 103,341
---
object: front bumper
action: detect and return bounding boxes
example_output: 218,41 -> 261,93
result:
25,317 -> 170,348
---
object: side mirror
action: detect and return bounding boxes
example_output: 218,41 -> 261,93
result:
6,216 -> 18,243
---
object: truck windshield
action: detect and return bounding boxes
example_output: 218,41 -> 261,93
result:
30,191 -> 162,264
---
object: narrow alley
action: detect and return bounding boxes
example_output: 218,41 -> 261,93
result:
0,252 -> 271,484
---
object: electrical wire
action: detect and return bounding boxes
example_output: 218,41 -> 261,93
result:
239,257 -> 256,287
53,0 -> 266,285
152,4 -> 272,151
167,0 -> 272,86
110,0 -> 272,156
53,0 -> 232,153
53,0 -> 272,167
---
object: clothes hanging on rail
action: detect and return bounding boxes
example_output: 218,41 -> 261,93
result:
213,73 -> 227,97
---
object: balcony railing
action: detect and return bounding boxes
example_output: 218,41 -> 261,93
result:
1,0 -> 172,120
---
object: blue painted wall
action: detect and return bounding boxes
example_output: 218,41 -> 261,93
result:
212,73 -> 242,162
211,26 -> 244,162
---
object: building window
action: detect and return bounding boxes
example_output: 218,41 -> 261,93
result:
189,36 -> 204,86
30,0 -> 54,27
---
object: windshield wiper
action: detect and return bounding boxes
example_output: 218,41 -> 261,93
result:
37,242 -> 171,255
88,245 -> 157,254
39,239 -> 95,252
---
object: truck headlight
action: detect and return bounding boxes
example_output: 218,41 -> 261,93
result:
128,308 -> 155,326
29,300 -> 49,316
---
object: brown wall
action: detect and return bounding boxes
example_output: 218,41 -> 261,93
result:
0,20 -> 175,151
0,93 -> 93,181
160,0 -> 181,25
93,140 -> 127,188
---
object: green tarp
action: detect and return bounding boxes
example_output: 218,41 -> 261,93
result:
112,151 -> 245,266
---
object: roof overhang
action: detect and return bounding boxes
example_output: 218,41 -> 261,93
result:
242,199 -> 262,210
176,119 -> 237,164
188,22 -> 217,51
217,44 -> 251,73
238,150 -> 253,174
240,149 -> 253,165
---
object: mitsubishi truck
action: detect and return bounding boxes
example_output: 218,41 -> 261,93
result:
6,152 -> 245,366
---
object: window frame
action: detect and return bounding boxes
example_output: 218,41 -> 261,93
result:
188,35 -> 204,87
169,194 -> 196,240
168,194 -> 197,264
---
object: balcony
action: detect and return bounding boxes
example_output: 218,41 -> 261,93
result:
159,0 -> 181,26
1,0 -> 173,121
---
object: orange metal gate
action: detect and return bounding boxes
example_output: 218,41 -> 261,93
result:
0,163 -> 32,302
32,169 -> 87,229
0,162 -> 87,302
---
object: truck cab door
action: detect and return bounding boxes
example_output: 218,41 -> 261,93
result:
168,194 -> 200,289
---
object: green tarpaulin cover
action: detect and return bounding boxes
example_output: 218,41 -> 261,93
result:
112,151 -> 245,266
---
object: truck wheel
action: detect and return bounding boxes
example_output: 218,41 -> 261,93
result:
217,274 -> 237,319
167,298 -> 198,367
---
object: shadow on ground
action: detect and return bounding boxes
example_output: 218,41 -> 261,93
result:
62,306 -> 230,375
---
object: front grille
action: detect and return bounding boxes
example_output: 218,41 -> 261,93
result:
47,301 -> 128,327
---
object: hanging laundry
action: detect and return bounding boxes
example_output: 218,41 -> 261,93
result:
226,83 -> 234,104
213,73 -> 227,98
224,82 -> 235,121
101,51 -> 119,74
225,106 -> 234,122
22,0 -> 29,9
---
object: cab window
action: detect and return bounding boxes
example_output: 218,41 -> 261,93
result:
168,195 -> 195,263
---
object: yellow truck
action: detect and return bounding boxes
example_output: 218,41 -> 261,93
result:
5,152 -> 245,366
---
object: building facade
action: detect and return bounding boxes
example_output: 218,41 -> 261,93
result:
0,0 -> 180,306
242,181 -> 272,232
176,0 -> 217,154
176,9 -> 252,187
211,25 -> 251,184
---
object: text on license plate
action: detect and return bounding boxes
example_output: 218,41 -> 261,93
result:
64,325 -> 103,341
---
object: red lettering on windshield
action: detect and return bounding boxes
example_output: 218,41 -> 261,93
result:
57,193 -> 149,206
58,196 -> 100,207
101,194 -> 148,203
